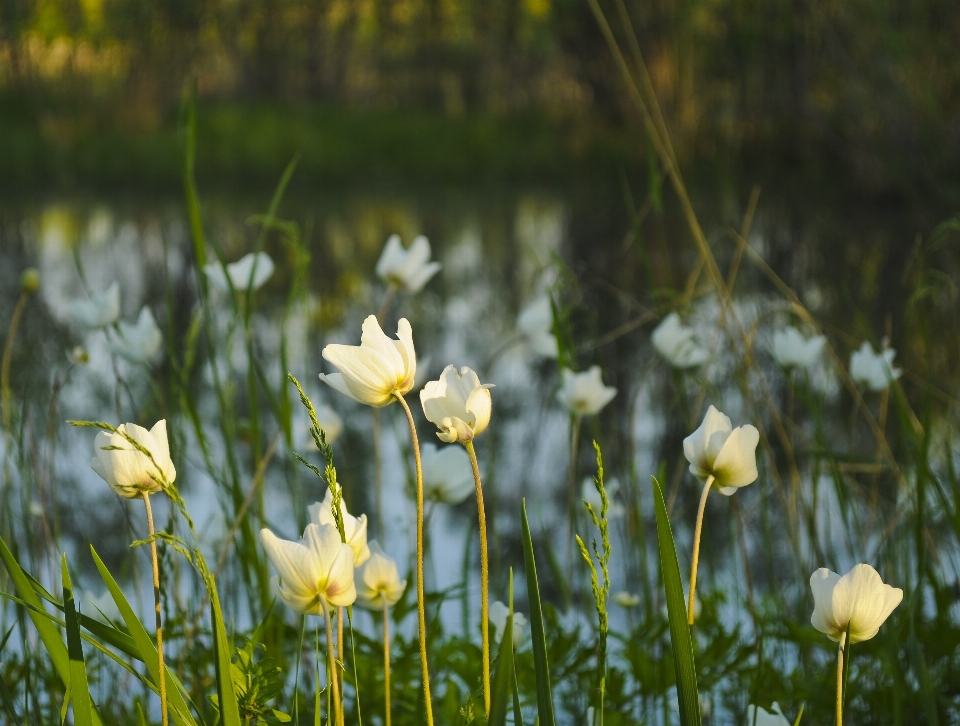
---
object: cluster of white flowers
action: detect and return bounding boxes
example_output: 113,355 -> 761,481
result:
66,281 -> 163,362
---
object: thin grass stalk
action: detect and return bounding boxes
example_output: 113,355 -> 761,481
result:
382,597 -> 392,726
142,492 -> 169,726
393,393 -> 434,726
464,439 -> 491,715
323,604 -> 343,726
687,475 -> 714,626
1,289 -> 29,434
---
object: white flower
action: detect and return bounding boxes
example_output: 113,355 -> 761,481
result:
421,443 -> 474,505
809,563 -> 903,644
110,307 -> 162,362
260,523 -> 357,614
581,476 -> 625,518
651,312 -> 709,368
355,540 -> 407,609
746,703 -> 790,726
849,341 -> 901,391
375,234 -> 441,293
683,405 -> 759,494
320,315 -> 417,407
68,282 -> 120,329
308,488 -> 371,567
420,365 -> 493,443
771,326 -> 826,370
90,420 -> 176,498
489,600 -> 526,645
204,252 -> 275,293
613,591 -> 640,608
557,366 -> 616,416
516,296 -> 558,358
305,404 -> 344,447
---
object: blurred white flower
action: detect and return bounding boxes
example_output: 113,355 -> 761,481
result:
320,315 -> 417,407
90,420 -> 176,498
304,404 -> 344,447
746,702 -> 791,726
204,252 -> 275,293
557,366 -> 616,416
376,234 -> 441,293
260,523 -> 357,614
683,405 -> 759,495
28,500 -> 44,518
110,307 -> 162,362
421,443 -> 474,505
849,341 -> 901,391
771,326 -> 826,370
355,540 -> 407,609
308,487 -> 371,567
68,282 -> 120,329
69,346 -> 89,365
420,365 -> 493,443
651,312 -> 709,369
613,591 -> 640,608
489,600 -> 526,645
581,476 -> 625,518
516,296 -> 558,359
810,563 -> 903,644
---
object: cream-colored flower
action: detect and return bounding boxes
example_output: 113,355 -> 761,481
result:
683,405 -> 759,494
308,487 -> 371,567
421,443 -> 474,505
771,326 -> 826,370
320,315 -> 416,407
651,312 -> 709,369
581,476 -> 625,518
68,282 -> 120,329
746,702 -> 791,726
110,307 -> 162,362
516,296 -> 558,359
375,234 -> 441,293
613,591 -> 640,608
355,541 -> 407,609
90,420 -> 176,498
204,252 -> 274,293
489,600 -> 526,645
809,563 -> 903,644
557,366 -> 616,416
260,523 -> 357,614
420,365 -> 493,443
849,341 -> 901,391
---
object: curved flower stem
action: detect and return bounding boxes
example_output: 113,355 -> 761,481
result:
382,596 -> 392,726
836,636 -> 845,726
687,475 -> 714,626
464,439 -> 490,716
142,493 -> 169,726
393,393 -> 435,726
324,604 -> 343,726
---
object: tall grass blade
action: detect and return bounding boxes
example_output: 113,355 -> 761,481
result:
61,554 -> 95,726
210,581 -> 243,726
488,570 -> 516,726
520,499 -> 556,726
650,476 -> 701,726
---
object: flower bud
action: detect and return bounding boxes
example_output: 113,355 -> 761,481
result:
20,268 -> 40,294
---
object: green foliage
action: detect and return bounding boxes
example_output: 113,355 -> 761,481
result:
520,499 -> 556,726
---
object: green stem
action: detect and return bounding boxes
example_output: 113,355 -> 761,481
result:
688,475 -> 714,626
464,439 -> 490,715
323,604 -> 343,726
1,291 -> 28,433
383,596 -> 392,726
393,393 -> 434,726
143,493 -> 169,726
836,635 -> 845,726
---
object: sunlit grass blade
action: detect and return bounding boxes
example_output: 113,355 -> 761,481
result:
91,546 -> 199,726
488,570 -> 516,726
62,554 -> 94,726
520,499 -> 556,726
650,476 -> 701,726
0,536 -> 105,726
209,573 -> 242,726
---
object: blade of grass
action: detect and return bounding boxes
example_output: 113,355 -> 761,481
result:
488,570 -> 516,726
520,499 -> 556,726
651,477 -> 701,726
209,571 -> 243,726
61,554 -> 94,726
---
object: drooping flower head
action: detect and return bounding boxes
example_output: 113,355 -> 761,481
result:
90,420 -> 176,498
204,252 -> 275,293
260,523 -> 357,615
809,563 -> 903,644
355,540 -> 407,609
420,365 -> 493,443
68,282 -> 120,330
557,366 -> 616,417
683,405 -> 759,494
110,307 -> 163,363
771,326 -> 826,370
651,312 -> 709,369
320,315 -> 416,407
421,443 -> 474,505
308,487 -> 371,567
849,341 -> 901,392
375,234 -> 441,293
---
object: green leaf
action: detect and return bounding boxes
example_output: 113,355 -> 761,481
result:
488,571 -> 515,726
651,477 -> 701,726
520,499 -> 556,726
210,582 -> 243,726
61,555 -> 95,726
0,536 -> 104,726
